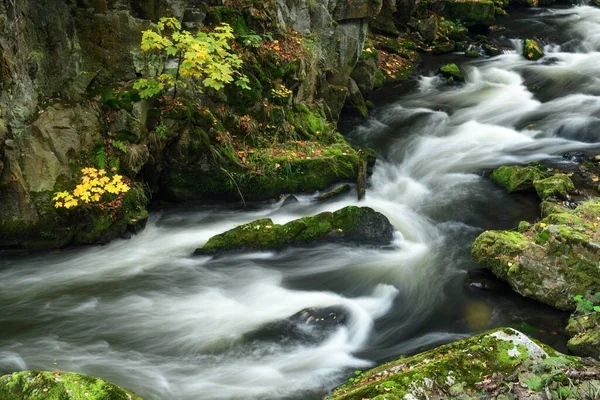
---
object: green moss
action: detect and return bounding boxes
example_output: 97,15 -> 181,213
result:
533,174 -> 575,200
196,206 -> 391,255
443,0 -> 496,27
439,63 -> 464,81
326,328 -> 585,400
523,39 -> 544,61
472,231 -> 528,279
490,164 -> 546,193
0,370 -> 143,400
89,85 -> 141,112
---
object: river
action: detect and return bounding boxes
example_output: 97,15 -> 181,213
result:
2,4 -> 600,400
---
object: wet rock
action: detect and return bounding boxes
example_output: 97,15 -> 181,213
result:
564,151 -> 585,163
533,173 -> 575,200
523,38 -> 544,61
466,268 -> 509,292
472,200 -> 600,314
0,370 -> 143,400
290,306 -> 348,326
490,164 -> 547,193
439,63 -> 464,81
326,327 -> 600,400
280,194 -> 300,207
194,206 -> 395,255
317,184 -> 352,202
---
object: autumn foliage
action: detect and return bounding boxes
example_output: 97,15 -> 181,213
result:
53,168 -> 130,209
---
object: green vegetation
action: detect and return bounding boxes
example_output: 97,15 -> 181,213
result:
134,18 -> 249,99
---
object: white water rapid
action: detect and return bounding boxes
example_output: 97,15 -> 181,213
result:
2,5 -> 600,400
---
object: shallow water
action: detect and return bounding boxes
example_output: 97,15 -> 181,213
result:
2,5 -> 600,400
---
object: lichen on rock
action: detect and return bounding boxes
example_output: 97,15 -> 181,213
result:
326,327 -> 600,400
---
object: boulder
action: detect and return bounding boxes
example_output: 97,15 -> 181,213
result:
523,38 -> 545,61
567,311 -> 600,359
533,173 -> 575,200
327,328 -> 600,400
0,370 -> 143,400
443,0 -> 495,27
194,206 -> 394,255
332,0 -> 383,21
439,63 -> 464,81
472,200 -> 600,313
490,164 -> 547,193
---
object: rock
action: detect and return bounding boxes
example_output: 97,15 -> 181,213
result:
194,206 -> 394,255
332,0 -> 382,21
369,0 -> 400,37
472,200 -> 600,313
343,79 -> 369,118
290,306 -> 349,326
351,57 -> 379,97
490,164 -> 547,193
439,63 -> 464,81
326,327 -> 600,400
523,38 -> 544,61
443,0 -> 495,27
415,15 -> 439,42
317,184 -> 352,202
465,268 -> 509,292
0,370 -> 143,400
566,311 -> 600,359
533,173 -> 575,200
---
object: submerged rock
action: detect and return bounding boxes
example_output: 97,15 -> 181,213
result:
523,38 -> 545,61
0,370 -> 142,400
326,327 -> 600,400
490,164 -> 547,193
194,206 -> 394,255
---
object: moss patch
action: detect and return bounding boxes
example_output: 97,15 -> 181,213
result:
195,206 -> 394,255
0,370 -> 143,400
490,164 -> 546,193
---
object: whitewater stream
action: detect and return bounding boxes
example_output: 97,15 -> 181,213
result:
2,4 -> 600,400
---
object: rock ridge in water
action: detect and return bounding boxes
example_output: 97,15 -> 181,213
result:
194,205 -> 394,255
0,370 -> 143,400
327,327 -> 600,400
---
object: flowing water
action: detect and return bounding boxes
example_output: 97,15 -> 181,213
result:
2,5 -> 600,400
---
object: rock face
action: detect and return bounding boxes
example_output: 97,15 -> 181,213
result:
195,206 -> 394,255
0,370 -> 143,400
327,328 -> 600,400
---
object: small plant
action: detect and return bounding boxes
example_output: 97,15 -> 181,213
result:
574,294 -> 600,314
134,17 -> 249,99
53,168 -> 130,209
348,370 -> 363,384
155,123 -> 168,140
111,140 -> 128,153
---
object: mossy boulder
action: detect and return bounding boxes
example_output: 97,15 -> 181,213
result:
567,311 -> 600,359
327,327 -> 600,400
0,370 -> 143,400
443,0 -> 495,27
523,39 -> 544,61
472,200 -> 600,313
490,164 -> 547,193
195,206 -> 394,255
533,174 -> 575,200
439,63 -> 464,81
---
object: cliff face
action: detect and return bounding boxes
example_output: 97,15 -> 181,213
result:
0,0 -> 384,249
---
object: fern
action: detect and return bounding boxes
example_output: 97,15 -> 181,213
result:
96,147 -> 107,170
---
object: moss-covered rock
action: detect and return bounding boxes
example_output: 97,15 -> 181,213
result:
472,200 -> 600,313
195,206 -> 394,255
533,174 -> 575,200
490,164 -> 547,193
443,0 -> 495,27
439,63 -> 464,81
327,327 -> 600,400
0,370 -> 143,400
523,38 -> 545,61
